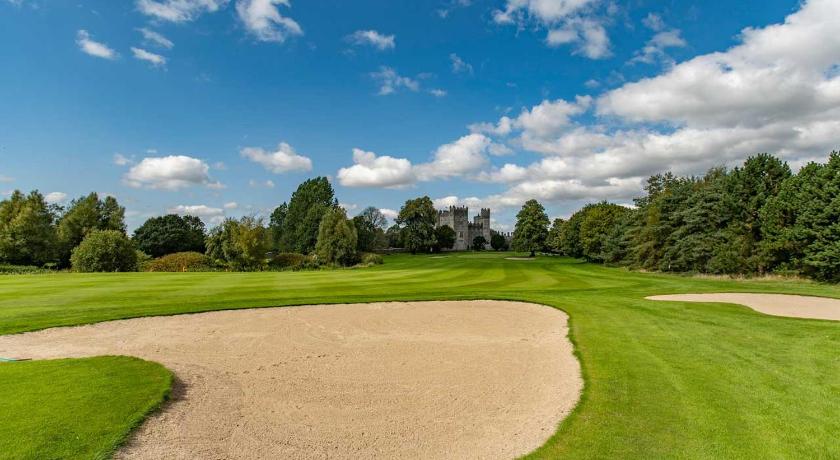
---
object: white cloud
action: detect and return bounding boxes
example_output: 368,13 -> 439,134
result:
113,153 -> 132,166
223,201 -> 238,209
124,155 -> 219,190
429,88 -> 447,97
136,0 -> 228,22
337,148 -> 416,188
370,66 -> 420,95
493,0 -> 610,58
44,192 -> 67,204
457,0 -> 840,212
631,14 -> 686,66
137,28 -> 174,49
249,179 -> 275,188
131,47 -> 167,67
235,0 -> 302,43
76,30 -> 118,60
379,208 -> 398,220
347,30 -> 395,50
642,12 -> 665,32
241,142 -> 312,173
0,174 -> 15,183
168,204 -> 225,224
414,133 -> 491,180
450,53 -> 473,74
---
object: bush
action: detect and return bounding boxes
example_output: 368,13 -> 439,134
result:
70,230 -> 137,272
360,252 -> 383,265
145,252 -> 213,272
0,264 -> 51,275
136,251 -> 153,271
268,252 -> 308,270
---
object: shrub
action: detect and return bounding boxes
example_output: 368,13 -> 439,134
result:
315,207 -> 358,266
145,252 -> 213,272
135,251 -> 153,272
361,252 -> 383,265
268,252 -> 308,270
0,264 -> 50,275
70,230 -> 137,272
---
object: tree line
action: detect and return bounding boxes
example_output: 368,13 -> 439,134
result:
509,151 -> 840,282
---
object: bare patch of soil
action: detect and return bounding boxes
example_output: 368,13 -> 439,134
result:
0,301 -> 582,459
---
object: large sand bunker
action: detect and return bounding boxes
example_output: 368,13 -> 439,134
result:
648,293 -> 840,321
0,300 -> 581,459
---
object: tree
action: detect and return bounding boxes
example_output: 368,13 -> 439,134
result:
547,218 -> 566,253
386,224 -> 404,248
0,190 -> 58,266
434,225 -> 456,252
577,202 -> 630,262
132,214 -> 206,258
512,199 -> 549,257
472,236 -> 487,251
57,192 -> 125,265
353,207 -> 388,252
490,232 -> 508,251
268,203 -> 288,250
315,207 -> 358,266
70,230 -> 137,272
206,217 -> 270,270
280,178 -> 337,254
396,196 -> 437,254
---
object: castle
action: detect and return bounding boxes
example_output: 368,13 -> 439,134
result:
436,206 -> 492,251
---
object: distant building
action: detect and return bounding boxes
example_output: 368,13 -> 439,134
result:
436,206 -> 492,250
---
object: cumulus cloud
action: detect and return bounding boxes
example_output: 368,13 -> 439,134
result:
223,201 -> 238,209
44,192 -> 67,204
124,155 -> 221,190
241,142 -> 312,173
414,134 -> 494,181
76,30 -> 118,60
137,28 -> 174,49
429,88 -> 448,97
236,0 -> 302,43
347,30 -> 395,50
168,204 -> 225,224
131,47 -> 167,67
249,179 -> 275,188
493,0 -> 611,58
631,15 -> 686,65
370,66 -> 420,95
379,208 -> 398,220
136,0 -> 228,22
464,0 -> 840,210
337,148 -> 415,188
113,154 -> 132,166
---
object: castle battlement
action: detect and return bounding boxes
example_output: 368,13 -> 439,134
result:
436,206 -> 492,250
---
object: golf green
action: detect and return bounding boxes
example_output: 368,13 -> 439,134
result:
0,253 -> 838,459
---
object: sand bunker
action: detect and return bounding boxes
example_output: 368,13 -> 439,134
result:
648,293 -> 840,321
505,257 -> 535,261
0,300 -> 581,459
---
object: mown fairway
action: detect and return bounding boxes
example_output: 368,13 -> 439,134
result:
1,253 -> 839,459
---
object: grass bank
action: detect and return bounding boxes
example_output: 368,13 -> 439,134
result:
0,253 -> 838,458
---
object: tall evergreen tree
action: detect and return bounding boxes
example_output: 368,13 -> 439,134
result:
315,207 -> 358,266
279,178 -> 337,254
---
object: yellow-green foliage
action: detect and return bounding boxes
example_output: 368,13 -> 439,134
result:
145,252 -> 213,272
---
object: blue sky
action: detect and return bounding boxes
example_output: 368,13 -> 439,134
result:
2,0 -> 837,231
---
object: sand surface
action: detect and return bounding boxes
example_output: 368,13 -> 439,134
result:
648,293 -> 840,321
0,300 -> 581,459
505,257 -> 535,261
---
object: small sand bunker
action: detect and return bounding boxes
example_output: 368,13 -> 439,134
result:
648,293 -> 840,321
0,300 -> 581,459
505,257 -> 535,261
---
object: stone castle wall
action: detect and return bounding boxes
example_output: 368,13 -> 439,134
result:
437,206 -> 492,250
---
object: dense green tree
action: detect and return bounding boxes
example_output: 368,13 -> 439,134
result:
578,202 -> 630,262
132,214 -> 205,258
490,232 -> 508,251
315,207 -> 358,266
434,225 -> 456,252
206,217 -> 270,270
0,190 -> 58,266
70,230 -> 137,272
57,193 -> 126,265
385,224 -> 404,248
472,236 -> 487,251
280,178 -> 337,254
352,207 -> 388,252
268,203 -> 288,250
546,218 -> 566,253
396,196 -> 437,254
511,199 -> 549,257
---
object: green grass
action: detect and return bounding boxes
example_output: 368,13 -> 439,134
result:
0,253 -> 838,459
0,356 -> 171,460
